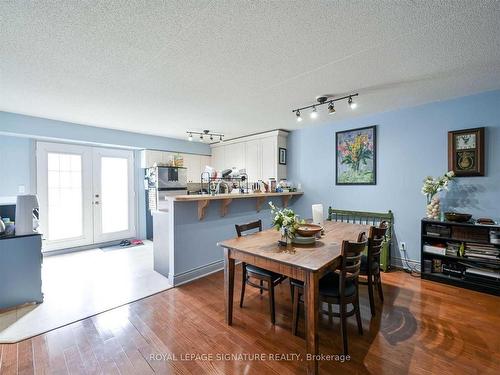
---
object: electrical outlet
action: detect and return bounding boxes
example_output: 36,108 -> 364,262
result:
399,242 -> 406,251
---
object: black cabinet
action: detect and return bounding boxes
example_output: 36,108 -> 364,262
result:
420,219 -> 500,296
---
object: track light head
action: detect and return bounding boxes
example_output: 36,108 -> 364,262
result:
310,107 -> 318,119
328,102 -> 336,115
210,135 -> 213,141
348,96 -> 357,109
199,134 -> 204,141
219,135 -> 223,142
296,110 -> 302,122
188,133 -> 193,141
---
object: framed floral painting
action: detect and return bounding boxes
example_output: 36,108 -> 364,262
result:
336,125 -> 376,185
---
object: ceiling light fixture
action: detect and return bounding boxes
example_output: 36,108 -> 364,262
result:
186,130 -> 224,143
292,92 -> 359,121
348,95 -> 357,109
310,106 -> 318,119
328,101 -> 336,115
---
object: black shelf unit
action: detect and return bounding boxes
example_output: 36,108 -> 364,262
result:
421,219 -> 500,296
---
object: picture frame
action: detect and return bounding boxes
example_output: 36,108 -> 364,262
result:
448,127 -> 485,176
278,147 -> 287,165
336,125 -> 377,185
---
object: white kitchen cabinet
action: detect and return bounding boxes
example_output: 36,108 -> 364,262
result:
260,136 -> 277,181
245,139 -> 261,181
211,146 -> 225,171
224,142 -> 245,170
210,130 -> 288,183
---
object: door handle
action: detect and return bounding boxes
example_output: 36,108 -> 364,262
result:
95,194 -> 100,198
94,201 -> 100,205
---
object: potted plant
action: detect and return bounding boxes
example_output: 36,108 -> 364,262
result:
269,202 -> 301,245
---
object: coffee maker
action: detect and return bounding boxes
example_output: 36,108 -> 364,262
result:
15,195 -> 40,235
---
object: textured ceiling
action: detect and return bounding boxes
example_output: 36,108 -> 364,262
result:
1,1 -> 500,140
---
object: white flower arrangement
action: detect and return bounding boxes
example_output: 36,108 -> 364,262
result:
421,171 -> 455,200
269,202 -> 302,239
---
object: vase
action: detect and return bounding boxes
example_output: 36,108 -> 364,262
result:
426,194 -> 440,220
280,226 -> 291,245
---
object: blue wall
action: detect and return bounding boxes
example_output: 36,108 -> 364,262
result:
288,89 -> 500,265
0,136 -> 34,197
0,111 -> 211,238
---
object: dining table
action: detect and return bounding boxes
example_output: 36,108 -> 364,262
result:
218,220 -> 370,375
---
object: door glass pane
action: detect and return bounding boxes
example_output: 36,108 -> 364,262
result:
101,157 -> 129,233
47,153 -> 83,241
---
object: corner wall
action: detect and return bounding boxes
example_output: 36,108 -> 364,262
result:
288,89 -> 500,266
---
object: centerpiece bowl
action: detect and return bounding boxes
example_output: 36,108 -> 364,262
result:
295,223 -> 323,237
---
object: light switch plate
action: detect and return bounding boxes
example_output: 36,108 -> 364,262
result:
18,185 -> 26,194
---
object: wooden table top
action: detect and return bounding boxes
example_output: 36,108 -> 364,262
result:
173,191 -> 303,201
218,221 -> 370,272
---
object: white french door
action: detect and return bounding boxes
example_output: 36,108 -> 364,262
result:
37,142 -> 136,251
92,147 -> 135,243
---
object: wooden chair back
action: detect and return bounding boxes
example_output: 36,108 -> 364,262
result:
368,225 -> 387,261
235,220 -> 262,237
339,233 -> 368,296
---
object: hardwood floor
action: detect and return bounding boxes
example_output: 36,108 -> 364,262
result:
0,268 -> 499,374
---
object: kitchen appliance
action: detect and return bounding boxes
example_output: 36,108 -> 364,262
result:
15,195 -> 40,235
145,167 -> 187,240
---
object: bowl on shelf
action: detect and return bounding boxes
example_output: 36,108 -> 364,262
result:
295,223 -> 323,237
444,212 -> 472,223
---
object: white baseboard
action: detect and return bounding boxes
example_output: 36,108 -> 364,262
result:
173,260 -> 225,286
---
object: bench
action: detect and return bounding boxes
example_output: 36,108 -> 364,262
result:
328,208 -> 394,272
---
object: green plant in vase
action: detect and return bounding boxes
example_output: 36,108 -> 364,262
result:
269,202 -> 303,244
421,171 -> 455,219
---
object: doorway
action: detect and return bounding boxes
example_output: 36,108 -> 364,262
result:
36,142 -> 136,252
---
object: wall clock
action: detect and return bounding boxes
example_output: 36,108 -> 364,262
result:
448,127 -> 485,176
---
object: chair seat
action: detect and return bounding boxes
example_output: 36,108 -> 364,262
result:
291,273 -> 356,299
319,273 -> 356,298
360,254 -> 379,274
245,264 -> 282,280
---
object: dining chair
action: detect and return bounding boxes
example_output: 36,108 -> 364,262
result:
235,220 -> 287,324
291,233 -> 367,355
359,222 -> 388,316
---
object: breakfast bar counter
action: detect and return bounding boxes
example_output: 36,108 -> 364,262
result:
171,192 -> 303,220
152,192 -> 304,286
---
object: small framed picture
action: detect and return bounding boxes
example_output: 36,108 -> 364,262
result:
278,148 -> 287,165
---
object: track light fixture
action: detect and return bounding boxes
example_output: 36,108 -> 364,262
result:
348,95 -> 357,109
292,92 -> 358,121
328,101 -> 335,115
186,130 -> 224,143
310,106 -> 318,119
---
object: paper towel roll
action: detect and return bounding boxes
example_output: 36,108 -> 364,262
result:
312,204 -> 324,226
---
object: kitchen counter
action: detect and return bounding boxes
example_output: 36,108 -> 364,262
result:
172,191 -> 303,201
170,191 -> 303,220
152,191 -> 304,286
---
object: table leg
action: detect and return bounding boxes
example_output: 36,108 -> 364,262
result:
224,248 -> 235,325
304,271 -> 319,375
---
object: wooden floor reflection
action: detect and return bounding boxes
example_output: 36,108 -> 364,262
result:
0,268 -> 499,374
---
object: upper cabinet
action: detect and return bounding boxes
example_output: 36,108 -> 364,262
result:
210,130 -> 288,182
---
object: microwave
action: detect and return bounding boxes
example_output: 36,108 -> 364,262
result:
147,166 -> 187,190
